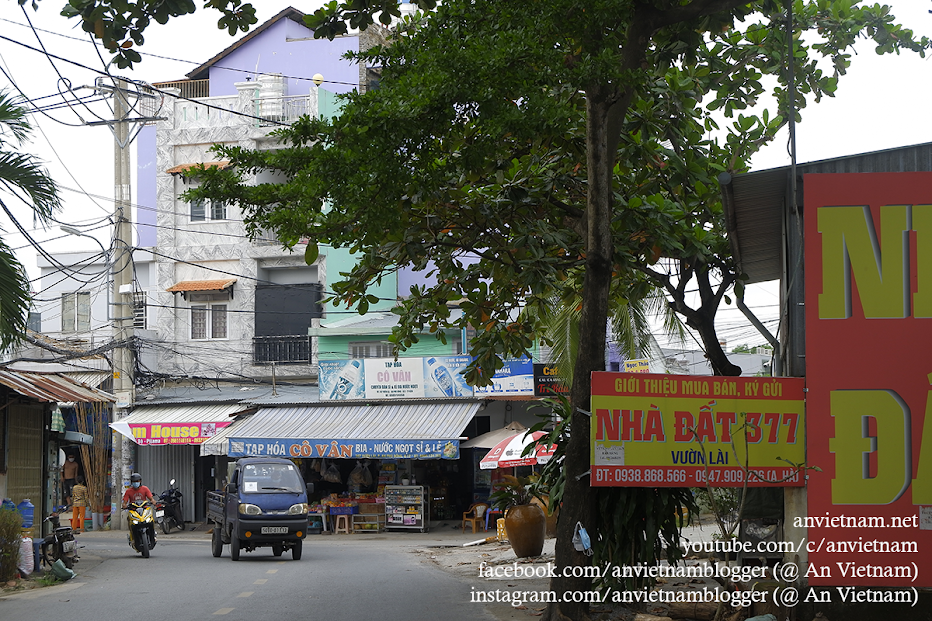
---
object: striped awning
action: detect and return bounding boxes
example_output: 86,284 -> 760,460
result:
200,401 -> 480,460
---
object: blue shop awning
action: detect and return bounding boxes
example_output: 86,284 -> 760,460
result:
200,400 -> 480,460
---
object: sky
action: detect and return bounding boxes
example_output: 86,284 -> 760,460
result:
1,0 -> 931,351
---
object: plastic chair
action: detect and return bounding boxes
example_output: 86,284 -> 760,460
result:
485,508 -> 503,531
461,502 -> 489,533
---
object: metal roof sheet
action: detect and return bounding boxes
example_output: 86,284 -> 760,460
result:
0,368 -> 115,403
64,372 -> 109,389
200,400 -> 480,456
115,403 -> 253,424
722,141 -> 932,283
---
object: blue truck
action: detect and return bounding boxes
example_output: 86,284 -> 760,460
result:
207,457 -> 310,561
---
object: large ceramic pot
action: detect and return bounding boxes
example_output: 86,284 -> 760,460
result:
504,504 -> 546,558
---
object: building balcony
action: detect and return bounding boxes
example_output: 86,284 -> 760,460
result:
158,74 -> 330,131
253,335 -> 311,365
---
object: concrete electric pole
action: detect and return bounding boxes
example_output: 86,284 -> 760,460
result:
86,77 -> 162,528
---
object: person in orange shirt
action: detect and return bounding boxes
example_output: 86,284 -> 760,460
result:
70,475 -> 88,533
61,454 -> 80,508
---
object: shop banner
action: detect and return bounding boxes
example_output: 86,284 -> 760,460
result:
534,363 -> 569,397
623,359 -> 651,373
474,357 -> 534,396
590,372 -> 805,487
127,421 -> 231,446
226,437 -> 460,460
805,172 -> 932,587
319,355 -> 473,400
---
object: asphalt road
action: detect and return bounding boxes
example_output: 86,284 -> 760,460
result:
0,527 -> 502,621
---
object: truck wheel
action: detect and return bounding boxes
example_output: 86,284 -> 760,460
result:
292,539 -> 302,561
231,536 -> 241,561
272,545 -> 283,557
211,523 -> 223,557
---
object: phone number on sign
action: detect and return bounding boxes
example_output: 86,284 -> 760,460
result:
592,466 -> 802,487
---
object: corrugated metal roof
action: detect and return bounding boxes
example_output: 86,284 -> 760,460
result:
64,371 -> 109,389
116,403 -> 253,424
722,142 -> 932,283
0,369 -> 115,403
200,400 -> 480,456
166,278 -> 236,293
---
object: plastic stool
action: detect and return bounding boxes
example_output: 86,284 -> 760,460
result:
335,514 -> 351,534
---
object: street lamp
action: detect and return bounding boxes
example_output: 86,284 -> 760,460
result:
60,225 -> 108,255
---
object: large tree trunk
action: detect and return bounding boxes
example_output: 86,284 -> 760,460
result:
544,89 -> 616,621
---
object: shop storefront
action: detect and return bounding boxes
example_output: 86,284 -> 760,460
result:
200,400 -> 480,532
111,403 -> 255,522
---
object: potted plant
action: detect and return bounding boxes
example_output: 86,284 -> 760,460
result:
490,475 -> 546,558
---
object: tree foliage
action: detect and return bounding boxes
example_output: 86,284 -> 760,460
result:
41,1 -> 931,618
0,91 -> 61,354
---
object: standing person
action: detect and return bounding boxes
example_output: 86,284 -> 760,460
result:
61,453 -> 79,508
70,475 -> 88,533
121,473 -> 155,530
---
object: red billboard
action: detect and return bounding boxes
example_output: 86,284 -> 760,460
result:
806,172 -> 932,586
590,372 -> 805,487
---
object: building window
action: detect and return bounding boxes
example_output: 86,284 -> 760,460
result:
188,181 -> 228,222
133,292 -> 147,329
191,304 -> 227,340
350,341 -> 393,359
190,197 -> 227,222
61,292 -> 91,332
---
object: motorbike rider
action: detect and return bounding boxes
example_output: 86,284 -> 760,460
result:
122,473 -> 155,532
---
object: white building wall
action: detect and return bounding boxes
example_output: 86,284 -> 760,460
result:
150,80 -> 321,382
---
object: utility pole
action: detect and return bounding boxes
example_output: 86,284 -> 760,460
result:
86,77 -> 162,529
112,80 -> 133,527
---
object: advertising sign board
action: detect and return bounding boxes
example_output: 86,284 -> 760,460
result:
319,356 -> 473,400
590,372 -> 805,488
806,173 -> 932,586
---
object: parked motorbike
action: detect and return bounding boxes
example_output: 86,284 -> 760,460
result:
126,500 -> 157,558
156,478 -> 184,534
40,512 -> 79,569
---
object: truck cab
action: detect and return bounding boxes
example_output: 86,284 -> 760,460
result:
208,457 -> 310,561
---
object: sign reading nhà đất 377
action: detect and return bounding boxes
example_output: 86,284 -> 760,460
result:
590,372 -> 805,487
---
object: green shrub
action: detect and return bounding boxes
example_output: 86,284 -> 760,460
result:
0,507 -> 23,581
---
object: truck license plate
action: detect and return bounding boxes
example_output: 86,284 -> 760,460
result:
261,526 -> 288,534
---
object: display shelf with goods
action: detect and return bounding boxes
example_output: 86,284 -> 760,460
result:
377,462 -> 397,487
353,496 -> 386,532
322,496 -> 358,532
308,504 -> 327,534
385,485 -> 429,532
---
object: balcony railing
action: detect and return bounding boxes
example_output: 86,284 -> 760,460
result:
254,95 -> 312,127
253,335 -> 311,365
153,79 -> 210,100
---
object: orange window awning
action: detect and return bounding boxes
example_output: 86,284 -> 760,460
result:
166,278 -> 237,293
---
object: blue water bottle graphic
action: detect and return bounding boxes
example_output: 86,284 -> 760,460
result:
329,360 -> 361,400
427,357 -> 456,397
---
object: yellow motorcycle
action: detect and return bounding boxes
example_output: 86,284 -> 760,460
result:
126,500 -> 157,558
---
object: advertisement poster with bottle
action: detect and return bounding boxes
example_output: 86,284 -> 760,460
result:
319,356 -> 473,400
319,359 -> 365,400
474,357 -> 535,396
